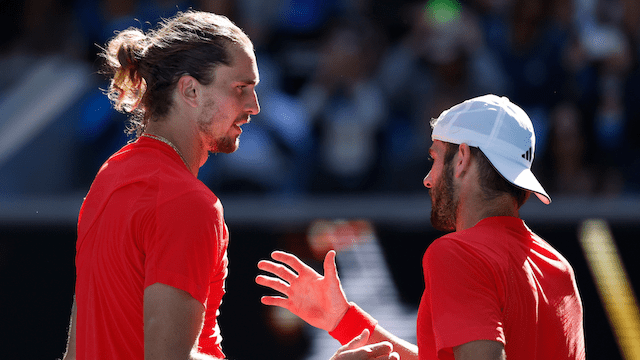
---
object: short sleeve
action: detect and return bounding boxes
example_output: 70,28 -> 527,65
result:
423,238 -> 505,355
144,190 -> 224,305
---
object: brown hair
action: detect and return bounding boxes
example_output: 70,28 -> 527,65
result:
100,11 -> 252,136
443,142 -> 531,208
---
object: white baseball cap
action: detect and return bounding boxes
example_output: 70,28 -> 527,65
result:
431,94 -> 551,204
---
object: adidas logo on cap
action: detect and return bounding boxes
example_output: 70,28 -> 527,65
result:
522,147 -> 532,162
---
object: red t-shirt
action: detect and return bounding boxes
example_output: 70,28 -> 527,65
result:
75,137 -> 229,359
417,216 -> 585,360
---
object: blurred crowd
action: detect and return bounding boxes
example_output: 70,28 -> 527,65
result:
1,0 -> 639,198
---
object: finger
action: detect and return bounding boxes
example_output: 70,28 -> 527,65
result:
255,275 -> 290,295
374,352 -> 399,360
343,328 -> 370,350
337,342 -> 395,360
361,342 -> 393,358
270,251 -> 318,275
371,354 -> 398,360
257,260 -> 298,282
260,295 -> 291,309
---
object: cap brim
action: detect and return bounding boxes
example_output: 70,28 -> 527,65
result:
482,150 -> 551,205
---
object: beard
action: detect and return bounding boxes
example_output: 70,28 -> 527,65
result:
198,122 -> 238,154
430,160 -> 458,232
211,132 -> 239,154
197,103 -> 244,154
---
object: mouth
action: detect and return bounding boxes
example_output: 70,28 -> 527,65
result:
236,115 -> 250,125
234,116 -> 250,133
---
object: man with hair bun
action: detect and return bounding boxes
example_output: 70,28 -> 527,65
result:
62,10 -> 257,360
63,10 -> 398,360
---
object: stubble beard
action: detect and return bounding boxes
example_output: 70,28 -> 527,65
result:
213,133 -> 239,154
197,102 -> 242,154
430,160 -> 458,232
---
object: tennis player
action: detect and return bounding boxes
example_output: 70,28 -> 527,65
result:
256,95 -> 586,360
62,11 -> 258,360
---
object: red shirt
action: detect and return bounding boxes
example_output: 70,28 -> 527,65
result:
417,217 -> 585,360
75,137 -> 228,359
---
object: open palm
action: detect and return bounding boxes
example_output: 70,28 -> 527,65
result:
256,250 -> 350,332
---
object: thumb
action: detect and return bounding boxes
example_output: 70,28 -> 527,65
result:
343,328 -> 370,350
324,250 -> 339,280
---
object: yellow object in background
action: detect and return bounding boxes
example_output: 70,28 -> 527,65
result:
580,219 -> 640,360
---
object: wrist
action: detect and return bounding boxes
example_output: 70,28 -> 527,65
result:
328,301 -> 351,332
328,302 -> 378,345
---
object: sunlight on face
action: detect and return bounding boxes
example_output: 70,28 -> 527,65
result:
426,141 -> 459,232
197,43 -> 260,154
430,157 -> 457,232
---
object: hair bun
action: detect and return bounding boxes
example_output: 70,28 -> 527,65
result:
113,29 -> 146,71
103,29 -> 148,115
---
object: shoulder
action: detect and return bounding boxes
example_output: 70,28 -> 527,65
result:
426,224 -> 487,258
145,156 -> 219,212
423,219 -> 512,271
423,235 -> 470,270
155,185 -> 222,230
162,187 -> 220,213
146,188 -> 227,257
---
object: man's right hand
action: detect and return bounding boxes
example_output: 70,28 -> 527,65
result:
331,329 -> 400,360
256,250 -> 350,332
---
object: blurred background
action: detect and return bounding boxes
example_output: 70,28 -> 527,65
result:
1,0 -> 639,358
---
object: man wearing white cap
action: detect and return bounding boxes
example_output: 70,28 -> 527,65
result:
256,95 -> 586,360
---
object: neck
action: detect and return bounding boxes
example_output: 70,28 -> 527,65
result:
455,193 -> 519,231
143,124 -> 201,177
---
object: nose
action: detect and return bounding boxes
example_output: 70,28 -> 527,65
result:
423,170 -> 432,188
246,89 -> 260,115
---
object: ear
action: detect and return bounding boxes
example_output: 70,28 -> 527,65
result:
454,143 -> 473,179
176,75 -> 200,108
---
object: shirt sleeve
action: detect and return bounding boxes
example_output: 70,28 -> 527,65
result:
143,190 -> 224,305
423,238 -> 506,356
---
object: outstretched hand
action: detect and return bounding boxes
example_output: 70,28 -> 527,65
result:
331,329 -> 400,360
256,250 -> 350,332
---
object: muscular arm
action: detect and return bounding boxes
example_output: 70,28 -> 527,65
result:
144,283 -> 219,360
256,250 -> 418,360
453,340 -> 505,360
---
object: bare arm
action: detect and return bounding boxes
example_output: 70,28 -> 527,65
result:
453,340 -> 505,360
256,250 -> 418,360
368,325 -> 418,360
62,297 -> 77,360
144,283 -> 219,360
331,329 -> 399,360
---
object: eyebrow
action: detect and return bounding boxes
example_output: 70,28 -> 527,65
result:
236,79 -> 259,86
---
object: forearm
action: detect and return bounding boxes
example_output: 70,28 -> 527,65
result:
329,303 -> 418,360
370,324 -> 418,360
